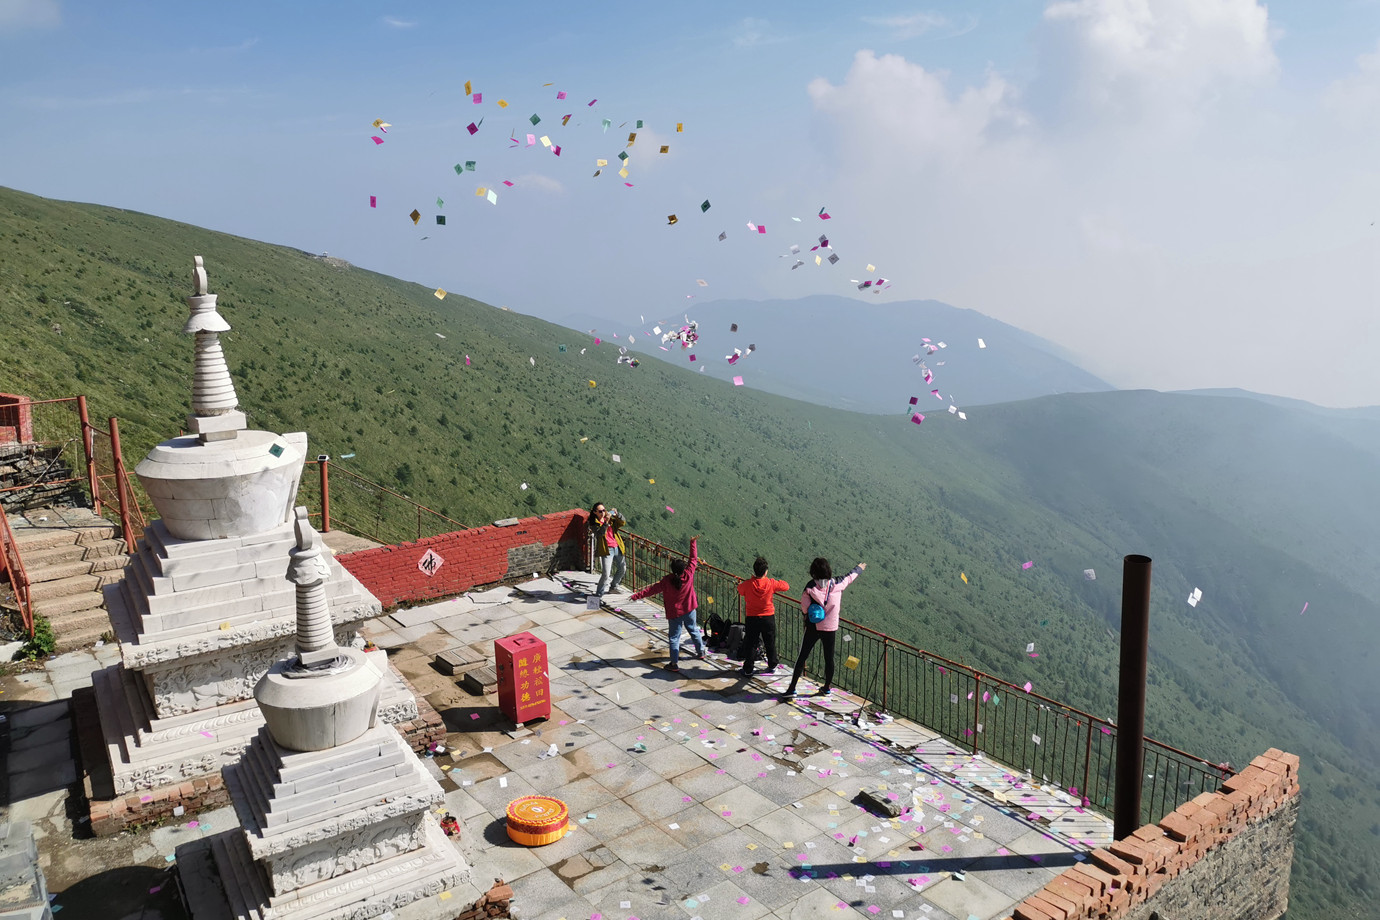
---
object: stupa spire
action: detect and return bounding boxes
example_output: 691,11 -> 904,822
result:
183,255 -> 246,442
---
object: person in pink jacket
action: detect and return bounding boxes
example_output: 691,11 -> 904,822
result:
629,536 -> 707,672
782,557 -> 865,697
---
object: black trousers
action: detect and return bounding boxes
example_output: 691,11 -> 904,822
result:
740,616 -> 778,674
788,624 -> 836,689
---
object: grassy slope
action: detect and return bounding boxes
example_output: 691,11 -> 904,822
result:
0,186 -> 1374,916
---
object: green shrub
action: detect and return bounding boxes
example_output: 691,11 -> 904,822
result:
14,615 -> 56,661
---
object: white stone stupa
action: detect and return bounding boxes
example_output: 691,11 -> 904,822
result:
177,508 -> 467,919
94,256 -> 422,801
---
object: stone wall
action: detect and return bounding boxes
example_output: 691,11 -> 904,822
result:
1010,747 -> 1299,920
337,510 -> 589,608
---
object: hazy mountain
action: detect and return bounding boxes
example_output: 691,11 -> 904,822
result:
558,295 -> 1113,413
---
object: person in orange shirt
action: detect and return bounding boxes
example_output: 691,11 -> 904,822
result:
735,556 -> 789,679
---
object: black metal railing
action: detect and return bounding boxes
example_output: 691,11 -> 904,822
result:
614,530 -> 1231,827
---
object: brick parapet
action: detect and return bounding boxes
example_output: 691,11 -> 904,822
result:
336,509 -> 589,609
1009,747 -> 1299,920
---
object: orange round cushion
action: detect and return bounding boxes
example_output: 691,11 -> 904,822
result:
506,795 -> 569,846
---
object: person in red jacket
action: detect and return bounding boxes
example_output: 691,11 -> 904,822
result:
735,556 -> 789,679
629,536 -> 706,672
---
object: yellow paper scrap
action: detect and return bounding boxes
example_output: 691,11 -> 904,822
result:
596,158 -> 608,167
627,132 -> 637,146
659,145 -> 669,153
961,572 -> 968,583
648,478 -> 655,483
588,381 -> 596,388
867,264 -> 876,272
219,622 -> 231,631
497,99 -> 508,108
815,255 -> 822,265
409,209 -> 421,224
464,80 -> 472,96
540,135 -> 551,147
475,187 -> 487,196
618,168 -> 629,178
434,289 -> 446,300
676,122 -> 683,132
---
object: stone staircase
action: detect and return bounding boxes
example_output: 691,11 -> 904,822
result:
6,506 -> 128,652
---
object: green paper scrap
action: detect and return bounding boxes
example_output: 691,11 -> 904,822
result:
466,160 -> 476,171
700,200 -> 711,212
453,163 -> 464,175
636,119 -> 643,128
436,197 -> 444,209
436,215 -> 446,225
618,151 -> 628,161
529,113 -> 541,125
602,118 -> 611,132
268,444 -> 284,458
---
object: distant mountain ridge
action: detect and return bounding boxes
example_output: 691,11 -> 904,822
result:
559,295 -> 1113,413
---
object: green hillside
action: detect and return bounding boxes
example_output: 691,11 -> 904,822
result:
1,186 -> 1375,917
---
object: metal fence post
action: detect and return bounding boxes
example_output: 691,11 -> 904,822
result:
1115,554 -> 1152,840
77,395 -> 100,514
319,458 -> 331,532
108,417 -> 136,554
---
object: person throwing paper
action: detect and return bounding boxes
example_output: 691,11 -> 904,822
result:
629,536 -> 707,673
782,558 -> 865,698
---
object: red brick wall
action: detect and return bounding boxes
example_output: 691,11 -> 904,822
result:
336,509 -> 589,609
0,394 -> 33,445
1010,748 -> 1300,920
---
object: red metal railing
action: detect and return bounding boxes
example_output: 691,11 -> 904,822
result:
298,458 -> 468,545
617,530 -> 1233,827
0,397 -> 149,634
0,508 -> 33,636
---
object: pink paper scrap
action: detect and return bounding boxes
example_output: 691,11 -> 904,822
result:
467,122 -> 479,135
371,136 -> 384,144
733,376 -> 744,386
369,195 -> 377,208
911,413 -> 924,425
1022,561 -> 1034,570
472,92 -> 482,103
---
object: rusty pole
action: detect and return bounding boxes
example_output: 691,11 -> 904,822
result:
318,458 -> 331,532
1115,554 -> 1152,840
76,395 -> 100,514
108,417 -> 136,554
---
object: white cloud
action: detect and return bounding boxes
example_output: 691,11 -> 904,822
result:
381,16 -> 416,29
807,51 -> 1029,171
1323,37 -> 1380,127
512,174 -> 564,195
1040,0 -> 1278,123
0,0 -> 60,32
861,11 -> 950,40
732,17 -> 786,49
802,4 -> 1380,406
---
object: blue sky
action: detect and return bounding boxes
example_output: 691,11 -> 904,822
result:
3,0 -> 1379,406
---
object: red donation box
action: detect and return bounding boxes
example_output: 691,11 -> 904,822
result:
495,632 -> 551,723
